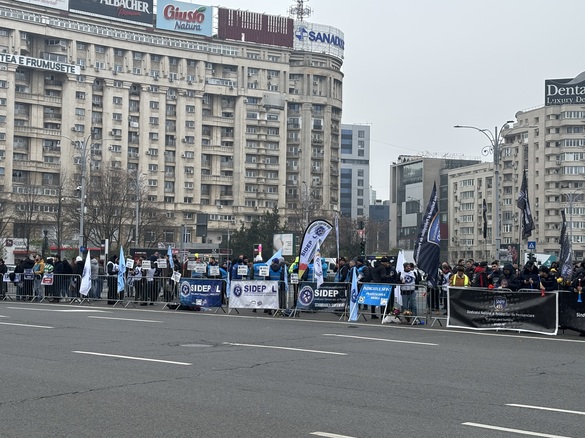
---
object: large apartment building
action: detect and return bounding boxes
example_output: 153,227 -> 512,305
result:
0,0 -> 344,251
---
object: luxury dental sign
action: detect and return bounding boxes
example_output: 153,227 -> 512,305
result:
69,0 -> 154,26
545,71 -> 585,106
156,0 -> 213,36
0,54 -> 79,75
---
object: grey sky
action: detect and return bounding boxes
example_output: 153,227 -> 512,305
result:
216,0 -> 585,200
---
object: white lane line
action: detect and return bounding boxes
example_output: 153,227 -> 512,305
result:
311,432 -> 356,438
0,322 -> 53,329
462,422 -> 572,438
7,307 -> 105,313
0,315 -> 8,317
223,342 -> 347,356
507,404 -> 585,416
323,333 -> 438,346
72,351 -> 192,366
87,316 -> 163,323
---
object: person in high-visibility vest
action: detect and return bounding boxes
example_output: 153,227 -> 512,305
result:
450,266 -> 469,287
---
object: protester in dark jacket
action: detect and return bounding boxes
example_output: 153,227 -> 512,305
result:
538,266 -> 558,292
518,261 -> 540,290
498,264 -> 519,290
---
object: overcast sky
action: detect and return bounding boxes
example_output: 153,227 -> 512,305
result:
215,0 -> 585,200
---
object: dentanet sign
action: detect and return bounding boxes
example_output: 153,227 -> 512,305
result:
545,71 -> 585,106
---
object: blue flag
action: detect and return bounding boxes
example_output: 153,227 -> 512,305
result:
118,246 -> 126,293
348,267 -> 359,322
167,246 -> 174,270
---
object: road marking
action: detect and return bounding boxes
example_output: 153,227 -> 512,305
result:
7,307 -> 105,313
72,351 -> 192,366
323,333 -> 438,346
507,404 -> 585,416
0,315 -> 8,317
311,432 -> 356,438
462,422 -> 572,438
88,316 -> 163,323
0,322 -> 53,329
223,342 -> 347,356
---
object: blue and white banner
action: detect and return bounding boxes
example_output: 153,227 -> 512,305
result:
348,269 -> 359,321
229,280 -> 279,310
179,279 -> 223,307
297,282 -> 348,312
357,283 -> 393,308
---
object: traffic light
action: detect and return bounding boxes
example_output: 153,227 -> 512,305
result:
360,240 -> 365,256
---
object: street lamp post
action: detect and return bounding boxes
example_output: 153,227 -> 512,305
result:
127,171 -> 142,248
60,133 -> 93,255
454,121 -> 514,259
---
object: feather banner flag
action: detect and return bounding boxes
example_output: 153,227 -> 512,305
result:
297,219 -> 333,281
517,171 -> 535,240
413,182 -> 441,288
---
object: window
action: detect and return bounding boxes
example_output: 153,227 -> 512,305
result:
150,101 -> 159,110
113,113 -> 123,121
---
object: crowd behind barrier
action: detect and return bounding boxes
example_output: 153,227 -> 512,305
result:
5,253 -> 585,335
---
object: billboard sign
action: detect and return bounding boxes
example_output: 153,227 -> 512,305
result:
273,233 -> 294,256
217,8 -> 293,48
14,0 -> 69,11
0,53 -> 79,75
69,0 -> 154,26
294,21 -> 345,60
156,0 -> 213,36
545,72 -> 585,106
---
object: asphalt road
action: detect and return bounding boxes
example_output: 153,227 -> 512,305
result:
1,301 -> 584,438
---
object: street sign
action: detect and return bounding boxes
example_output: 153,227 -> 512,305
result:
527,241 -> 536,250
80,246 -> 86,253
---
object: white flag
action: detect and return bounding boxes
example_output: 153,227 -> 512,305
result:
314,243 -> 324,288
395,250 -> 405,307
79,249 -> 92,297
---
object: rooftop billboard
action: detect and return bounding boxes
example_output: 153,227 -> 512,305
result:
545,72 -> 585,106
294,21 -> 344,60
156,0 -> 213,36
14,0 -> 69,11
69,0 -> 154,26
218,8 -> 293,48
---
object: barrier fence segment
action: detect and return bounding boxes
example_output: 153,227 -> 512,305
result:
447,287 -> 558,335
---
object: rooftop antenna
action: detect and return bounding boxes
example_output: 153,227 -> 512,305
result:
289,0 -> 312,21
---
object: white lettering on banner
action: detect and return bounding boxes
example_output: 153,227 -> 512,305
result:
0,54 -> 79,75
314,289 -> 339,298
190,284 -> 211,292
228,281 -> 279,310
100,0 -> 150,13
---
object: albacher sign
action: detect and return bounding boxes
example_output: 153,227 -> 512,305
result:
0,53 -> 79,74
545,73 -> 585,106
155,0 -> 213,36
69,0 -> 154,26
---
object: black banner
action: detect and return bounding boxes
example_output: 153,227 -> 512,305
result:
296,282 -> 348,311
70,0 -> 154,26
448,287 -> 558,335
559,291 -> 585,334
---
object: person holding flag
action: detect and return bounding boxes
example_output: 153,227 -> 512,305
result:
106,254 -> 119,305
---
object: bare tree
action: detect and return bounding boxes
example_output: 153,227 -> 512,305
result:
62,163 -> 173,252
13,185 -> 43,254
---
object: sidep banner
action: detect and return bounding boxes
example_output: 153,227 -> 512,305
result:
229,280 -> 279,310
448,287 -> 558,335
297,282 -> 348,311
559,291 -> 585,334
179,279 -> 223,307
357,283 -> 392,308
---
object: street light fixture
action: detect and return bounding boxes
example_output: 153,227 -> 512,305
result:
454,121 -> 514,258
